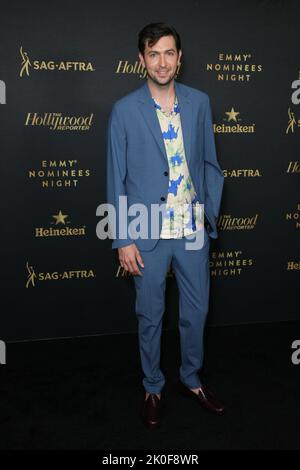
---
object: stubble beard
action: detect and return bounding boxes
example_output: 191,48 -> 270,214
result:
146,68 -> 177,88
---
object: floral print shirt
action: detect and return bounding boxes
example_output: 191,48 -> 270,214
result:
152,95 -> 203,238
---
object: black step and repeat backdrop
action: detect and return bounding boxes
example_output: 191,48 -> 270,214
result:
1,0 -> 299,341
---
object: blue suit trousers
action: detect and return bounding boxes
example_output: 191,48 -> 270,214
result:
133,228 -> 210,393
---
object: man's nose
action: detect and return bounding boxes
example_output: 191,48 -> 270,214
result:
159,54 -> 166,66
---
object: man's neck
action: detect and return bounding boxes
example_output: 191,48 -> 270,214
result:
147,78 -> 175,104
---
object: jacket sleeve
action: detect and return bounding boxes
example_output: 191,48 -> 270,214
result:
106,104 -> 134,250
203,95 -> 224,233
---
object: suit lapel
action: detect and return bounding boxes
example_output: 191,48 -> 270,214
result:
138,81 -> 168,163
137,80 -> 193,166
175,80 -> 193,168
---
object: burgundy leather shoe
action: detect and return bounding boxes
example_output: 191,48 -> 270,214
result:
142,393 -> 161,429
178,380 -> 225,415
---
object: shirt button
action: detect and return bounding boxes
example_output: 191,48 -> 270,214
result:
164,171 -> 168,176
160,197 -> 165,201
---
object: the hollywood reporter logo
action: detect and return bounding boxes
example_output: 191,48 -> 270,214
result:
291,340 -> 300,365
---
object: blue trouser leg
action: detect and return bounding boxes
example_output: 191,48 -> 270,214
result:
171,228 -> 210,389
133,228 -> 210,393
133,239 -> 172,394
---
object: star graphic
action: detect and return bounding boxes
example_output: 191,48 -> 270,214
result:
52,210 -> 69,225
225,107 -> 240,122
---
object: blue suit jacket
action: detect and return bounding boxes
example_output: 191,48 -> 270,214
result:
106,80 -> 224,251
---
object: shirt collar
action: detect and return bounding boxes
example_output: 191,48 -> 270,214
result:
152,95 -> 179,114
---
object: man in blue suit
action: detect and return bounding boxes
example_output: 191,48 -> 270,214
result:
106,22 -> 225,428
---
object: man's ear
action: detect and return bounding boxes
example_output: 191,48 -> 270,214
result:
178,49 -> 182,65
138,52 -> 145,66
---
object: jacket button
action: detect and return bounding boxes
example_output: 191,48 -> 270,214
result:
160,197 -> 165,201
164,171 -> 168,176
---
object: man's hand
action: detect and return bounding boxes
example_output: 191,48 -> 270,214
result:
118,243 -> 144,276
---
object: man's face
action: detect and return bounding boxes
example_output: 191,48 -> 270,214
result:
139,35 -> 182,87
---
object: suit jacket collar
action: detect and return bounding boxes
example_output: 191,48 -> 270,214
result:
137,80 -> 193,166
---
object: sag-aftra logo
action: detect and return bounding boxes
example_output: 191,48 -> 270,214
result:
20,46 -> 95,77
